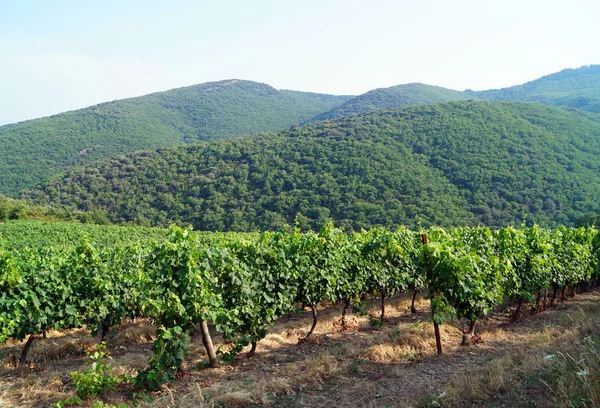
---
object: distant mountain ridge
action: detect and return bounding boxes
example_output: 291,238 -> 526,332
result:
0,80 -> 352,195
466,65 -> 600,112
311,83 -> 473,121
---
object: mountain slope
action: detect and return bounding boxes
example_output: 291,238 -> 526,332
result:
466,65 -> 600,113
311,83 -> 472,121
0,80 -> 352,195
22,101 -> 600,230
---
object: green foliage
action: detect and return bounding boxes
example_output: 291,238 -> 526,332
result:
135,326 -> 190,390
425,227 -> 506,323
312,83 -> 472,121
54,344 -> 129,407
510,226 -> 553,296
494,226 -> 525,298
218,231 -> 299,357
23,101 -> 600,230
0,195 -> 85,223
0,220 -> 200,252
142,226 -> 221,332
542,335 -> 600,407
467,64 -> 600,113
5,64 -> 600,205
362,227 -> 421,300
0,80 -> 351,195
348,359 -> 367,373
135,226 -> 223,387
1,220 -> 599,395
0,247 -> 79,346
368,317 -> 385,329
552,227 -> 597,288
333,231 -> 368,309
0,249 -> 19,343
288,222 -> 347,308
70,344 -> 125,399
575,212 -> 600,227
91,402 -> 129,408
67,241 -> 145,337
352,301 -> 368,316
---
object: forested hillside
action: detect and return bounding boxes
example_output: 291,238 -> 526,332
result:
21,101 -> 600,230
311,83 -> 472,121
0,80 -> 351,195
0,195 -> 89,223
467,65 -> 600,113
5,65 -> 600,197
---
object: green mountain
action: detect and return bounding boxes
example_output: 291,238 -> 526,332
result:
311,83 -> 473,121
5,66 -> 600,198
0,80 -> 352,195
22,101 -> 600,231
466,65 -> 600,113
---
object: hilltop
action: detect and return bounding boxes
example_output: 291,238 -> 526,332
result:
0,80 -> 351,195
22,101 -> 600,230
311,83 -> 472,121
466,65 -> 600,113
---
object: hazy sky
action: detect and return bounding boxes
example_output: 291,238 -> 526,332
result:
1,0 -> 598,125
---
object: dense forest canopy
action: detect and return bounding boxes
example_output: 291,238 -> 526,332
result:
21,101 -> 600,231
311,83 -> 473,121
0,195 -> 108,224
0,80 -> 352,195
467,65 -> 600,113
4,65 -> 600,198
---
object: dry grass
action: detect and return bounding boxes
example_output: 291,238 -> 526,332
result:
112,352 -> 150,375
550,339 -> 600,406
0,372 -> 72,408
113,320 -> 157,345
298,353 -> 340,383
138,370 -> 294,408
212,376 -> 293,406
31,335 -> 98,363
139,375 -> 294,408
137,384 -> 214,408
365,324 -> 436,362
0,328 -> 96,365
430,349 -> 546,405
419,294 -> 600,407
219,390 -> 256,407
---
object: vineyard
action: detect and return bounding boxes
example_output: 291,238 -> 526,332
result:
1,221 -> 600,406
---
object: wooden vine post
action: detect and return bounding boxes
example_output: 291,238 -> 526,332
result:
422,233 -> 443,355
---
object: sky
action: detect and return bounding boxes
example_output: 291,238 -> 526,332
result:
1,0 -> 598,126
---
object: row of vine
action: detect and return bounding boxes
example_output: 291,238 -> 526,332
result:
1,223 -> 598,389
